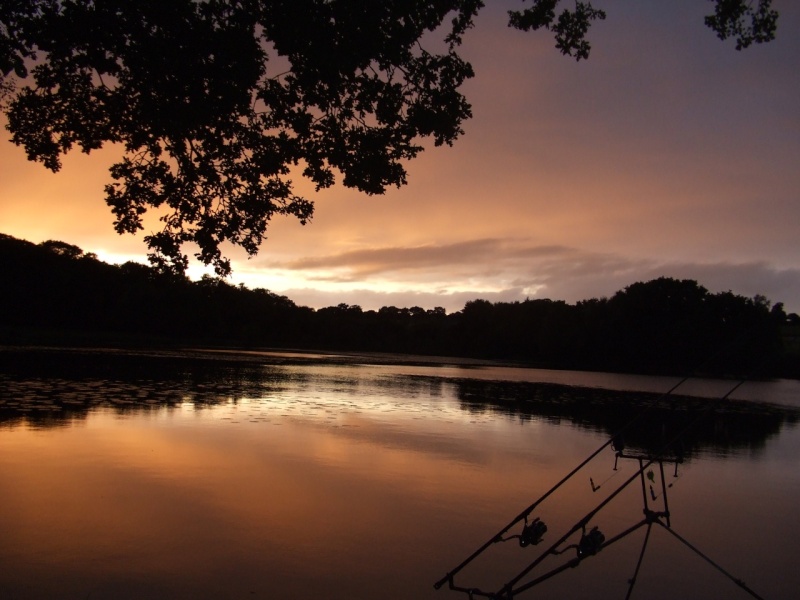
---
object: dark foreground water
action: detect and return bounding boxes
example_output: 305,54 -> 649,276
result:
1,347 -> 798,600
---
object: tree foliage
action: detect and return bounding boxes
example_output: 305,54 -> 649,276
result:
704,0 -> 779,49
0,1 -> 779,275
507,0 -> 779,58
507,0 -> 607,61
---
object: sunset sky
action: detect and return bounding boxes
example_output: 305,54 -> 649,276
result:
2,1 -> 799,313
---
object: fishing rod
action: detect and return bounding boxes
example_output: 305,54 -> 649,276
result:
435,372 -> 755,597
440,447 -> 676,599
450,439 -> 752,599
433,370 -> 705,592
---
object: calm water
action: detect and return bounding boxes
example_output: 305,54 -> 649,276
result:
1,347 -> 798,600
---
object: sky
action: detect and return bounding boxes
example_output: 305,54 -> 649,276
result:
2,1 -> 799,314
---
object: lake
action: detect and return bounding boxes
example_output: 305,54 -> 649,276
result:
1,346 -> 798,600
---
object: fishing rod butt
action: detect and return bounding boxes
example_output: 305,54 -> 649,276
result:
433,574 -> 451,590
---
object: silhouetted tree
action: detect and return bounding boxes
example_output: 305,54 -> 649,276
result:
602,278 -> 710,373
0,1 -> 778,275
39,240 -> 85,259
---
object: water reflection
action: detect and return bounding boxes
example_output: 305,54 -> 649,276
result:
2,347 -> 797,460
452,378 -> 799,459
1,347 -> 798,599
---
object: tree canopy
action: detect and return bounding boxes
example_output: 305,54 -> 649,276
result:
0,0 -> 779,275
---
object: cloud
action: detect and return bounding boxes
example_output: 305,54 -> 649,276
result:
282,238 -> 513,275
275,239 -> 579,280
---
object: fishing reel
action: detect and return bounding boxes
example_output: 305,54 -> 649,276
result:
519,517 -> 548,548
577,526 -> 605,559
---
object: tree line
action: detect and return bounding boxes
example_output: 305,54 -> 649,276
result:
1,233 -> 797,378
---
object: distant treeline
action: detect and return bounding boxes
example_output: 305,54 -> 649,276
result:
2,233 -> 798,378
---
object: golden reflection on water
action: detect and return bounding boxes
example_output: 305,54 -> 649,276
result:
1,351 -> 799,599
1,394 -> 579,600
